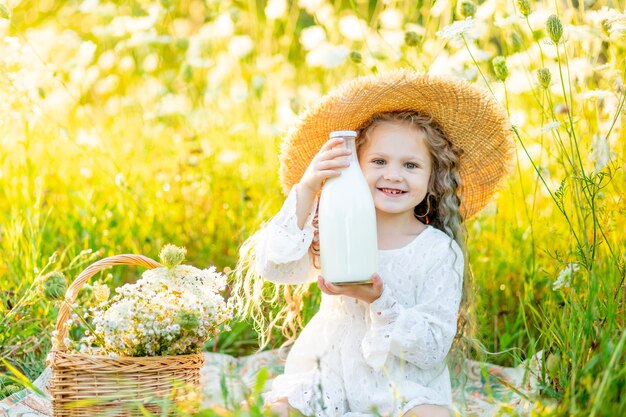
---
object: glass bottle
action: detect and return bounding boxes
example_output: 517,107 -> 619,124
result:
318,130 -> 378,284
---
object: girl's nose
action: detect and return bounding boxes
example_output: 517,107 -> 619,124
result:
383,171 -> 402,182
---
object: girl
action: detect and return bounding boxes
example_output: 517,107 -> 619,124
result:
234,71 -> 513,417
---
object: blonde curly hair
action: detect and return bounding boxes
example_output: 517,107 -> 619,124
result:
233,111 -> 474,351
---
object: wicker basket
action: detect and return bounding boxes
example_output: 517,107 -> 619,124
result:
47,254 -> 205,417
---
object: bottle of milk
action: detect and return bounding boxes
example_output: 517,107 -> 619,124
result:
318,130 -> 378,284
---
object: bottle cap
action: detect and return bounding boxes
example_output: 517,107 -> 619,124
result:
329,130 -> 357,138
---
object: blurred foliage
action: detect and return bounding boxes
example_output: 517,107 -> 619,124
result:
0,0 -> 625,415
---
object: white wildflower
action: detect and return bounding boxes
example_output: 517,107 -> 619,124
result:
265,0 -> 287,20
217,150 -> 241,164
590,134 -> 611,172
306,43 -> 349,68
228,35 -> 254,58
118,55 -> 135,73
70,258 -> 233,357
608,20 -> 626,34
580,89 -> 615,101
76,128 -> 101,148
509,111 -> 526,129
540,121 -> 561,132
436,17 -> 475,41
76,41 -> 97,67
300,25 -> 326,51
159,94 -> 191,116
79,0 -> 100,13
80,167 -> 92,179
494,14 -> 523,28
553,263 -> 580,290
142,53 -> 159,72
212,14 -> 235,38
230,81 -> 249,103
431,0 -> 450,17
586,7 -> 626,34
97,50 -> 116,71
93,74 -> 119,95
298,0 -> 325,15
339,15 -> 368,41
108,9 -> 159,37
115,173 -> 126,187
585,6 -> 621,27
379,9 -> 402,29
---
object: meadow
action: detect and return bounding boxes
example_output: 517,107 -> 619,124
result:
0,0 -> 624,415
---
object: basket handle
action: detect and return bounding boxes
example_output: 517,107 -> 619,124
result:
53,254 -> 163,352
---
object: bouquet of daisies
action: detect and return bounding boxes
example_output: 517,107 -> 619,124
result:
74,245 -> 233,357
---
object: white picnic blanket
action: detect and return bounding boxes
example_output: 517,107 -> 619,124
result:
0,349 -> 541,416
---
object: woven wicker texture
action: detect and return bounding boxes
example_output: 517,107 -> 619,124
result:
47,254 -> 205,417
279,70 -> 514,220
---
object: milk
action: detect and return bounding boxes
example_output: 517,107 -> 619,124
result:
318,131 -> 378,284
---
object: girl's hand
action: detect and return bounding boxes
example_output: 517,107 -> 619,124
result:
317,273 -> 383,304
298,137 -> 352,196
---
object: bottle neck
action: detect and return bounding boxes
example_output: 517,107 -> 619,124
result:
343,136 -> 358,164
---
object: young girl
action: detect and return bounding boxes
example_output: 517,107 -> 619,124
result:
234,71 -> 513,417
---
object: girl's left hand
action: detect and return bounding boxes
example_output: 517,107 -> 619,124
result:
317,273 -> 383,304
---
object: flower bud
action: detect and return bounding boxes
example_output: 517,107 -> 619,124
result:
492,56 -> 509,81
516,0 -> 531,17
176,310 -> 200,331
457,0 -> 477,18
404,31 -> 420,47
546,14 -> 563,44
93,283 -> 110,303
159,244 -> 186,268
349,51 -> 362,63
546,352 -> 561,376
536,68 -> 551,88
41,271 -> 67,301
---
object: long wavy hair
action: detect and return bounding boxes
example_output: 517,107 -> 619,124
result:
232,111 -> 474,352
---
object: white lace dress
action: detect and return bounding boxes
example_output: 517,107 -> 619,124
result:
256,189 -> 464,417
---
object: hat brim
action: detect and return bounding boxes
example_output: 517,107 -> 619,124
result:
279,70 -> 514,220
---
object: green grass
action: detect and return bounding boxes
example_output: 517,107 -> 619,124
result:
1,0 -> 625,415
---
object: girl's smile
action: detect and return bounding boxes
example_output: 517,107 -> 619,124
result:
379,187 -> 407,196
358,121 -> 432,220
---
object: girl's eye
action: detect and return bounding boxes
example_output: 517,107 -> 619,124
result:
372,159 -> 385,165
405,162 -> 418,169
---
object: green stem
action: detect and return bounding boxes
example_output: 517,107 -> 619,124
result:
462,35 -> 495,97
1,254 -> 56,325
513,127 -> 584,254
525,17 -> 545,68
556,40 -> 608,271
544,93 -> 575,168
502,80 -> 537,274
589,328 -> 626,417
64,300 -> 107,350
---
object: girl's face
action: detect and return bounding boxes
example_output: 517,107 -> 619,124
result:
358,121 -> 432,219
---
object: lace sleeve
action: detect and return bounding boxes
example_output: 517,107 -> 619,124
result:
254,187 -> 318,285
361,240 -> 464,370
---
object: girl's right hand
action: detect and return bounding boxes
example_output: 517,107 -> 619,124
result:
298,137 -> 352,195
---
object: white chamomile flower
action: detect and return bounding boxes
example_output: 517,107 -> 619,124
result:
553,263 -> 580,291
540,121 -> 561,133
70,246 -> 234,357
436,17 -> 475,41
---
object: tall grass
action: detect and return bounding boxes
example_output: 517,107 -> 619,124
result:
0,0 -> 624,415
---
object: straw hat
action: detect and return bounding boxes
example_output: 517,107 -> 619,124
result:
279,70 -> 514,220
